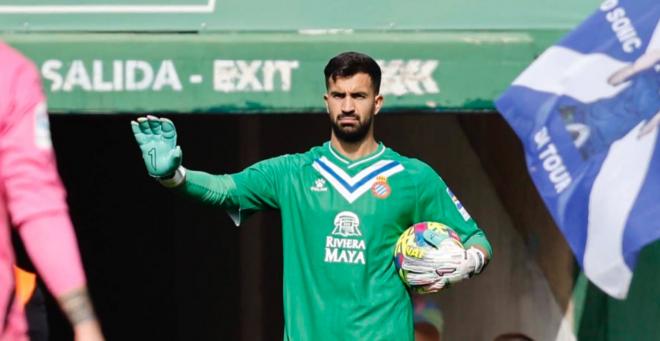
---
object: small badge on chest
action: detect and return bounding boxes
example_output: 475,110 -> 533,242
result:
371,176 -> 391,199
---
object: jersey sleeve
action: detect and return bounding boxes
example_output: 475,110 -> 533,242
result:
413,162 -> 492,258
178,155 -> 289,226
0,49 -> 68,226
227,156 -> 289,224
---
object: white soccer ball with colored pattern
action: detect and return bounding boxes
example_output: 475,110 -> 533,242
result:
393,221 -> 463,292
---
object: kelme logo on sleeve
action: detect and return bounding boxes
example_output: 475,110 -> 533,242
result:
325,211 -> 366,265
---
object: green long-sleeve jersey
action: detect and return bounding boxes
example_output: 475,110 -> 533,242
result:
178,142 -> 492,340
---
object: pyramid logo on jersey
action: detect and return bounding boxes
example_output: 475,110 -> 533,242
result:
325,211 -> 366,265
331,211 -> 362,237
312,156 -> 404,203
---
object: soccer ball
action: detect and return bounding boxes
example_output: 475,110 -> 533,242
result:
393,221 -> 463,291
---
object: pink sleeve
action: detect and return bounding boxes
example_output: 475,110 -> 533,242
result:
19,214 -> 86,295
0,47 -> 68,225
0,45 -> 86,296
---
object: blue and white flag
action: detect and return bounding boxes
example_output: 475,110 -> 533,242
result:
496,0 -> 660,299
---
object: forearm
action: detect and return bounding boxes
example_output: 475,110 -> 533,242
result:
168,167 -> 237,207
58,288 -> 105,341
18,213 -> 99,326
19,213 -> 85,294
463,231 -> 492,264
57,287 -> 98,325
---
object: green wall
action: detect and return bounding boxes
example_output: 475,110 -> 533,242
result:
0,0 -> 599,32
576,241 -> 660,341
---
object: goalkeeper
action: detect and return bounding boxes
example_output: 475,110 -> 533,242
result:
132,52 -> 492,340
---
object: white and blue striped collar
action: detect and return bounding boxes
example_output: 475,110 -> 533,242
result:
326,142 -> 387,170
312,154 -> 405,203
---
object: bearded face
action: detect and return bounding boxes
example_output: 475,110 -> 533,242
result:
324,73 -> 382,144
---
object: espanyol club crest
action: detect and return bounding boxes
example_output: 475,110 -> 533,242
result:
371,176 -> 391,199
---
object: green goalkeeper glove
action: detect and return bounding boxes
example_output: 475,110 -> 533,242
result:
131,115 -> 182,179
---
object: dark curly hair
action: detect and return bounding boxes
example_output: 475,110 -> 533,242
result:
324,52 -> 382,94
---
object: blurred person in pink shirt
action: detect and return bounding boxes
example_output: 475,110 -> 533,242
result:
0,42 -> 104,341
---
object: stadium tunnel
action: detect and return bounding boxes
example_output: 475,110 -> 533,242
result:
2,0 -> 659,340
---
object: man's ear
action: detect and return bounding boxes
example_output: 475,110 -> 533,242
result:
374,94 -> 384,115
323,93 -> 330,113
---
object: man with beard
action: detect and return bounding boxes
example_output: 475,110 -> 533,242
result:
131,52 -> 492,340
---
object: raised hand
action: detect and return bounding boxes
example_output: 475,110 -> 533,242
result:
131,115 -> 182,178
